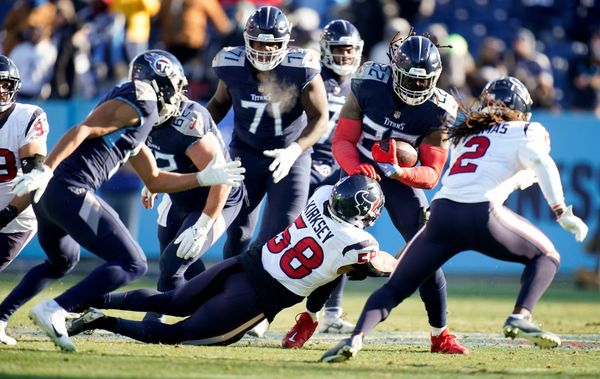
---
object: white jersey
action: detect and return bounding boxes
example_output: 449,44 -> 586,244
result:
0,103 -> 49,233
434,121 -> 549,204
261,186 -> 379,297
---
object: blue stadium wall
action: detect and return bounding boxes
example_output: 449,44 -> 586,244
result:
18,100 -> 600,274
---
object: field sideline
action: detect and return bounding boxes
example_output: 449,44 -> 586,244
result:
0,272 -> 598,378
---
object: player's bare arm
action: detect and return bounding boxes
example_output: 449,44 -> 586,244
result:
187,132 -> 231,219
44,99 -> 140,170
130,145 -> 208,193
295,74 -> 329,151
206,80 -> 233,125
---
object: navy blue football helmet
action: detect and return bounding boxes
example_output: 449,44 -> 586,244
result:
320,20 -> 364,76
128,50 -> 187,125
328,175 -> 385,229
480,76 -> 533,121
0,55 -> 21,112
243,6 -> 291,71
388,35 -> 442,105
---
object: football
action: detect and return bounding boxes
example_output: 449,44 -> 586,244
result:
379,138 -> 418,167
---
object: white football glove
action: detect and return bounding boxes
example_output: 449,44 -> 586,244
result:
556,205 -> 588,242
140,186 -> 157,209
196,155 -> 245,187
175,213 -> 215,260
11,164 -> 53,203
263,142 -> 302,184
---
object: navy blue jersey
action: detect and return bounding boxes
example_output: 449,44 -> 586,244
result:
352,62 -> 458,162
54,81 -> 159,190
147,100 -> 242,212
212,46 -> 321,150
311,66 -> 351,164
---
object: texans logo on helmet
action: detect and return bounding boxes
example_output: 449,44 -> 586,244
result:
144,52 -> 173,77
354,190 -> 381,215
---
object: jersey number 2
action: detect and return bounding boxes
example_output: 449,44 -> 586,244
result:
266,216 -> 323,279
448,136 -> 490,175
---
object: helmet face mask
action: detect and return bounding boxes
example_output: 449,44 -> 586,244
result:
320,20 -> 363,76
0,56 -> 21,112
129,50 -> 188,125
328,175 -> 385,229
389,35 -> 442,106
480,76 -> 532,121
244,6 -> 291,71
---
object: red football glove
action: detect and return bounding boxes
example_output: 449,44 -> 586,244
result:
351,163 -> 381,181
372,140 -> 398,166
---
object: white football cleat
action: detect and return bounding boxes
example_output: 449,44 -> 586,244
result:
247,319 -> 270,338
0,320 -> 16,345
319,313 -> 355,334
29,300 -> 76,352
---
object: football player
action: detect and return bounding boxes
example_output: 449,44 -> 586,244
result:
0,56 -> 49,345
321,77 -> 588,362
281,20 -> 364,345
330,31 -> 467,353
0,50 -> 245,350
140,99 -> 246,323
66,175 -> 396,346
207,5 -> 328,336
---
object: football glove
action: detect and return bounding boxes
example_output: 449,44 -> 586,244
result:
351,163 -> 381,181
140,186 -> 157,209
372,140 -> 401,178
11,164 -> 53,203
196,155 -> 245,187
175,213 -> 215,260
263,142 -> 302,184
556,205 -> 588,242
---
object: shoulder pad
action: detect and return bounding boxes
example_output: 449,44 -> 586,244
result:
352,62 -> 391,83
170,101 -> 210,138
281,48 -> 320,70
429,88 -> 458,118
134,80 -> 157,102
524,121 -> 550,148
212,46 -> 246,68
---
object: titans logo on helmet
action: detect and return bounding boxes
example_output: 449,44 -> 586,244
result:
144,52 -> 173,77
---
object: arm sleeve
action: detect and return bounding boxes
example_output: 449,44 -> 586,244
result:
517,142 -> 565,207
394,143 -> 448,189
305,276 -> 344,313
332,117 -> 363,174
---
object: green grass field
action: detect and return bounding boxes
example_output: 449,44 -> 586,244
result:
0,273 -> 599,378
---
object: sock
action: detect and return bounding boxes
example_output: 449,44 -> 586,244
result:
306,310 -> 319,322
324,307 -> 341,319
509,313 -> 526,319
431,325 -> 447,337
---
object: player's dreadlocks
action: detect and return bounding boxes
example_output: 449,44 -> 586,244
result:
449,98 -> 528,145
387,28 -> 452,60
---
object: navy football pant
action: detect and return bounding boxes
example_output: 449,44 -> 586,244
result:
0,181 -> 147,319
308,161 -> 346,313
156,199 -> 242,292
0,230 -> 34,273
354,199 -> 560,336
223,147 -> 310,259
378,176 -> 447,328
92,258 -> 264,345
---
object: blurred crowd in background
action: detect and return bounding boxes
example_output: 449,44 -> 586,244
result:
0,0 -> 599,116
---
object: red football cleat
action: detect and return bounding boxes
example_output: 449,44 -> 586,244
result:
282,312 -> 318,349
430,328 -> 470,354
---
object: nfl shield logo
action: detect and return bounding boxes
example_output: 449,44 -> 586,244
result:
393,111 -> 401,119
